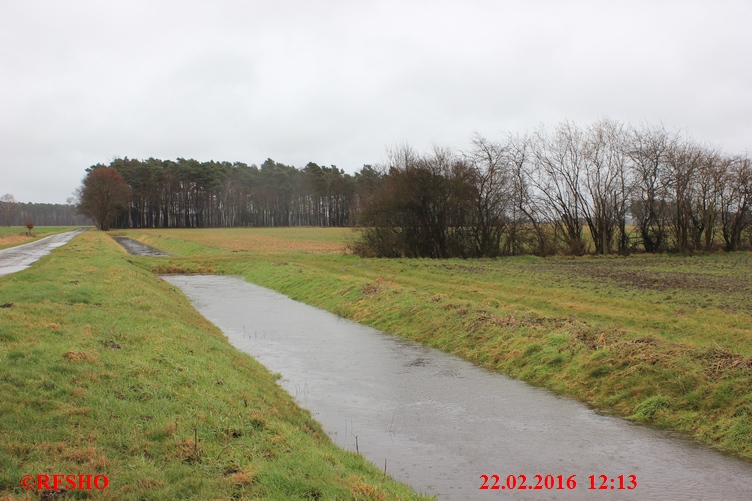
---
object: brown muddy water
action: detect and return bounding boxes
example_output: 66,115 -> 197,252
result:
164,275 -> 752,500
0,228 -> 87,277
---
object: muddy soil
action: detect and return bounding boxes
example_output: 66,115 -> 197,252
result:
520,256 -> 752,314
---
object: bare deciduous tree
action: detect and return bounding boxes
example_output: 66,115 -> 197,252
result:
354,120 -> 750,258
719,155 -> 752,251
464,135 -> 514,257
0,194 -> 19,226
690,149 -> 726,251
530,121 -> 587,254
664,134 -> 703,252
628,124 -> 671,253
582,119 -> 631,254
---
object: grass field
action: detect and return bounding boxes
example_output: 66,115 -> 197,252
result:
119,227 -> 351,255
0,230 -> 429,500
0,226 -> 82,250
3,226 -> 751,499
119,227 -> 752,460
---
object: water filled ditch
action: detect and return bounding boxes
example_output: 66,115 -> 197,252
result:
111,236 -> 170,256
164,275 -> 752,500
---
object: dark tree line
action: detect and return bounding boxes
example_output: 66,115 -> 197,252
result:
17,203 -> 94,226
89,157 -> 366,229
0,194 -> 93,227
355,120 -> 752,257
76,119 -> 751,256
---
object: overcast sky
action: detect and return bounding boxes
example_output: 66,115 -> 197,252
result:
1,0 -> 750,204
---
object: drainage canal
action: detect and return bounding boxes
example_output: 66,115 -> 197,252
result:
111,236 -> 170,256
164,275 -> 752,500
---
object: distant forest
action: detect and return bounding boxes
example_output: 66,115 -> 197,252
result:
106,157 -> 368,229
82,119 -> 751,256
6,202 -> 93,227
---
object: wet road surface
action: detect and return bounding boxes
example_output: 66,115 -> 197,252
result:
0,229 -> 87,277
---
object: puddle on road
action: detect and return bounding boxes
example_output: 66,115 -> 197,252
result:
164,274 -> 752,500
111,236 -> 170,256
0,229 -> 87,277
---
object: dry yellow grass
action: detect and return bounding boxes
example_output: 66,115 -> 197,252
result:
142,227 -> 351,254
0,234 -> 32,247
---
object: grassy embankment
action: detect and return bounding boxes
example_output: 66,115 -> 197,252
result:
122,227 -> 752,460
0,226 -> 82,250
0,230 -> 429,500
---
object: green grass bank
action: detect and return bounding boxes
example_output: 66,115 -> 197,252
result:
124,228 -> 752,461
0,230 -> 429,500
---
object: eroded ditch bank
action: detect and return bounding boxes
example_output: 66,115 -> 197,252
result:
164,274 -> 752,500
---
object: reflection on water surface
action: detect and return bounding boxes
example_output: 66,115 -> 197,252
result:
165,275 -> 752,500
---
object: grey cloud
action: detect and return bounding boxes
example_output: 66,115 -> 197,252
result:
1,0 -> 751,202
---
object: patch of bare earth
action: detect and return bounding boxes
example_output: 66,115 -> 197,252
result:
526,258 -> 752,313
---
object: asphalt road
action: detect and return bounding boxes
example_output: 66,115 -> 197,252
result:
0,228 -> 88,277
